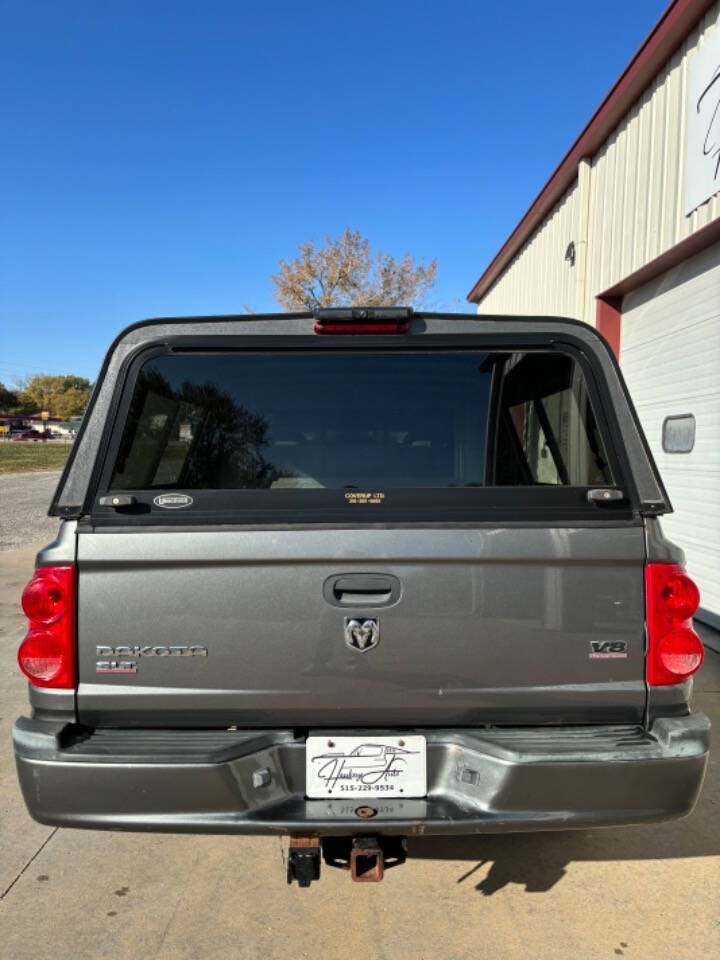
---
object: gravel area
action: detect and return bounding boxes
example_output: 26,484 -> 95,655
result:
0,471 -> 62,552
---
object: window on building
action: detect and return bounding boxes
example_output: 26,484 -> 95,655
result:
662,414 -> 696,454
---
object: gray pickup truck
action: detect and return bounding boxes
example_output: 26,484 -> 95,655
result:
13,308 -> 709,886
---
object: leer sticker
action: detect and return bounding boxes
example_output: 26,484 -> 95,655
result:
153,494 -> 194,509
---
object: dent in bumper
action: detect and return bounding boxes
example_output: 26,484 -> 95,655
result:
13,716 -> 710,835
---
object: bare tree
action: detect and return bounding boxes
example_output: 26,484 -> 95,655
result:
271,229 -> 437,311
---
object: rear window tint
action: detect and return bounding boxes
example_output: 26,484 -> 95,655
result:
108,351 -> 613,492
495,353 -> 612,486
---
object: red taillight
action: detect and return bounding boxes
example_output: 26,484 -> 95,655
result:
656,570 -> 700,622
18,566 -> 76,688
646,563 -> 703,686
21,575 -> 66,623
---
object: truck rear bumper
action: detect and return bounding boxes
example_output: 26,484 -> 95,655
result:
13,715 -> 710,835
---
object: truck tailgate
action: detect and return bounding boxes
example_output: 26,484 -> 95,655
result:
76,525 -> 646,726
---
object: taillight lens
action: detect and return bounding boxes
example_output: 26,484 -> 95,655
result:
646,563 -> 703,686
21,575 -> 66,623
18,566 -> 76,688
656,572 -> 700,622
18,630 -> 67,683
657,631 -> 704,677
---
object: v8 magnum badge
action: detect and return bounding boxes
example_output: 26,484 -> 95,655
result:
589,640 -> 628,659
344,618 -> 380,652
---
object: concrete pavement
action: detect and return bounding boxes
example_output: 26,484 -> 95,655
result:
0,472 -> 62,551
0,542 -> 718,960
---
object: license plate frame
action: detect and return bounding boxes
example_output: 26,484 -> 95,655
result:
305,734 -> 427,799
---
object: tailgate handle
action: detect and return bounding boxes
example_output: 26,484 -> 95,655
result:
324,574 -> 401,607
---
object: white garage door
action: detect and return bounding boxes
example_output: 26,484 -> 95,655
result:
620,241 -> 720,622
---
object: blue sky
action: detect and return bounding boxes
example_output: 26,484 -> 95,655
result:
1,0 -> 667,383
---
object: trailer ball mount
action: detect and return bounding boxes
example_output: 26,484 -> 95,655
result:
287,835 -> 407,887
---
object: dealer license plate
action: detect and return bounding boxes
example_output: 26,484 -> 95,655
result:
305,735 -> 427,799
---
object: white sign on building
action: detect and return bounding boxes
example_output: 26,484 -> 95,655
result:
685,24 -> 720,216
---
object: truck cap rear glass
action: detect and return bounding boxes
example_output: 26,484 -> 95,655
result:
47,313 -> 671,518
106,350 -> 612,495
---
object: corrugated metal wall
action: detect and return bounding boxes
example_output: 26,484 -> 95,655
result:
477,181 -> 579,317
583,1 -> 720,322
477,1 -> 720,322
619,242 -> 720,616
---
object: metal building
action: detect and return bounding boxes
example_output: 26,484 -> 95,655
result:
468,0 -> 720,627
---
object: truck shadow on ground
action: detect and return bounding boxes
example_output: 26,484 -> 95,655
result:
406,797 -> 719,895
409,648 -> 719,896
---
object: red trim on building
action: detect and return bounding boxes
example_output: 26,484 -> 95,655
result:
595,297 -> 623,359
467,0 -> 715,304
600,216 -> 720,299
594,213 -> 720,362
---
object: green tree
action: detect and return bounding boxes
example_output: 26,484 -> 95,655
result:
271,228 -> 438,311
17,375 -> 92,418
0,381 -> 21,411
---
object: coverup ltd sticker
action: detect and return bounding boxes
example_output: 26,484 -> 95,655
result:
153,493 -> 194,509
345,492 -> 386,505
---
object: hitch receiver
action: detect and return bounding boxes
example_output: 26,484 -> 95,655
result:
350,837 -> 384,882
322,835 -> 407,882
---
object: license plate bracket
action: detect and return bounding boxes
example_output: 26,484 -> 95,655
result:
305,734 -> 427,799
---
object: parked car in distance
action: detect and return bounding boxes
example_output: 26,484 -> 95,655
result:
12,308 -> 710,888
12,427 -> 61,441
